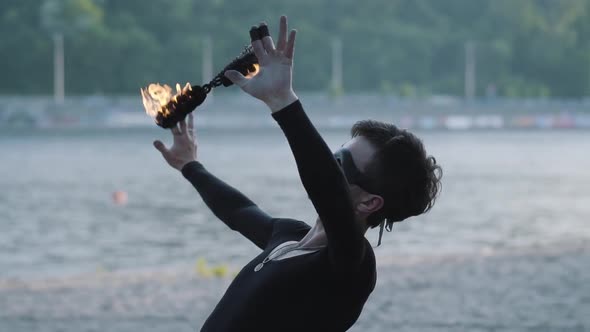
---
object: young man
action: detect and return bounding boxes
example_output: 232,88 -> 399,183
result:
153,16 -> 442,331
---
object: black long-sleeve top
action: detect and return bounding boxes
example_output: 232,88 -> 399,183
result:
182,100 -> 376,332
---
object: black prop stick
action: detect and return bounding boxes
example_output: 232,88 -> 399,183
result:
140,25 -> 265,129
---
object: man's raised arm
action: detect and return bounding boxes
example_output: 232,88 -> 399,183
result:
224,16 -> 365,268
153,114 -> 274,250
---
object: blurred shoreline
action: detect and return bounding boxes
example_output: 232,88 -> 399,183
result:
1,93 -> 590,131
1,237 -> 586,285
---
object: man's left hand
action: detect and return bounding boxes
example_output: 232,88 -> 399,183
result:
224,15 -> 299,112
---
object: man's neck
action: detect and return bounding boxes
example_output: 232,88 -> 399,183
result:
297,219 -> 327,248
298,217 -> 368,249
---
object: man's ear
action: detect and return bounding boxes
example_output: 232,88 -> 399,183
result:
357,194 -> 384,214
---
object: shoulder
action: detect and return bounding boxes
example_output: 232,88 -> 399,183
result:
266,218 -> 311,247
271,218 -> 311,236
267,218 -> 310,247
334,239 -> 377,290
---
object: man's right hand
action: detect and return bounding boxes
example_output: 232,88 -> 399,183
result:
153,113 -> 197,171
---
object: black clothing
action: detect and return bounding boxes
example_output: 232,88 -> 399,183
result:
182,100 -> 376,332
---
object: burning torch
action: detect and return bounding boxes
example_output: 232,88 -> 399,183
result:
140,43 -> 259,129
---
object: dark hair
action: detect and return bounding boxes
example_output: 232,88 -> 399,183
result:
350,120 -> 442,229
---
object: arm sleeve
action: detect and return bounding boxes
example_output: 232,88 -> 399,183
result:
181,161 -> 274,250
271,100 -> 365,269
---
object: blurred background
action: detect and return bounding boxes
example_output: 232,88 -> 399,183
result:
1,1 -> 589,331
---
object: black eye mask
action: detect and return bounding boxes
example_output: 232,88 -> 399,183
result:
333,148 -> 377,194
334,148 -> 392,247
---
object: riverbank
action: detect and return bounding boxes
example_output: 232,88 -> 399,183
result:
1,241 -> 588,331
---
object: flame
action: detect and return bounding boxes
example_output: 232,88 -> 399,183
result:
140,83 -> 172,118
140,82 -> 191,119
245,63 -> 260,79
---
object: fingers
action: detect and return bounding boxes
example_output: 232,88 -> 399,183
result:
179,116 -> 187,134
250,26 -> 267,64
258,23 -> 275,54
188,113 -> 195,140
188,113 -> 194,131
276,15 -> 287,51
285,29 -> 297,59
252,40 -> 267,64
251,17 -> 294,61
262,36 -> 275,54
224,70 -> 248,87
171,125 -> 182,136
153,140 -> 170,157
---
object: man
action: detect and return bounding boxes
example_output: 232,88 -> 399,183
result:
153,16 -> 442,331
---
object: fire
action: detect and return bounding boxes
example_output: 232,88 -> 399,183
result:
140,44 -> 259,129
140,82 -> 192,119
245,63 -> 260,78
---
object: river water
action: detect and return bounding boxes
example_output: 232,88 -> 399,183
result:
1,123 -> 589,331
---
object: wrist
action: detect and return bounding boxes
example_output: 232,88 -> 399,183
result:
181,160 -> 205,179
178,159 -> 198,171
265,90 -> 298,112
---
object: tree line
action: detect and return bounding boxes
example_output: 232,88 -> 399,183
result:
1,0 -> 589,97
